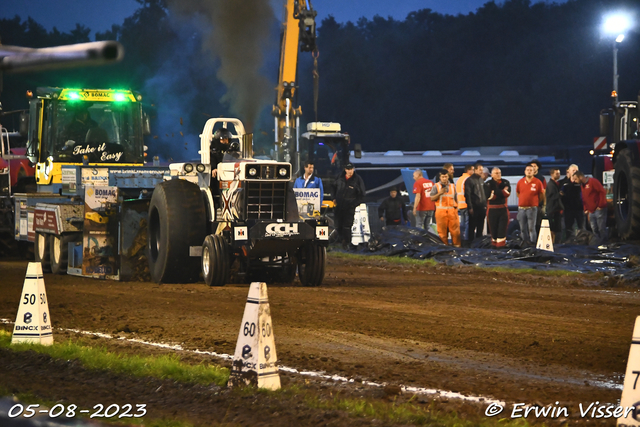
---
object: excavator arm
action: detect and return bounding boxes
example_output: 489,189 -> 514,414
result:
272,0 -> 317,165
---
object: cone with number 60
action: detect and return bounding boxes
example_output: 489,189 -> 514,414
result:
228,282 -> 280,390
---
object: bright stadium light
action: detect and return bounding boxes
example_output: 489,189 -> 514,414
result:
602,13 -> 634,103
603,14 -> 631,35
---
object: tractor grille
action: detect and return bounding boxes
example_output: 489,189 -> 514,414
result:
245,181 -> 287,220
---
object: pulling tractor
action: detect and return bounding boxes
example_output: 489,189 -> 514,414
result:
9,87 -> 167,279
595,95 -> 640,240
147,118 -> 329,286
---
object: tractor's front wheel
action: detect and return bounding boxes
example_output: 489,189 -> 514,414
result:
202,234 -> 229,287
298,243 -> 326,287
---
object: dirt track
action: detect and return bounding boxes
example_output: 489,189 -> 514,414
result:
0,253 -> 638,426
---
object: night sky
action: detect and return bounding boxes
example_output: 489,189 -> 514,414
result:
1,0 -> 564,35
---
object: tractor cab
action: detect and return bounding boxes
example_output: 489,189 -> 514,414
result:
26,87 -> 149,188
300,122 -> 361,203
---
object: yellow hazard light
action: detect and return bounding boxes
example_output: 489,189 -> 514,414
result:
590,150 -> 595,155
611,90 -> 618,98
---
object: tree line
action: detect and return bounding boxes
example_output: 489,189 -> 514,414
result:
1,0 -> 640,158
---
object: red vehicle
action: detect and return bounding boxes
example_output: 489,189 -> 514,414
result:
1,124 -> 35,192
1,123 -> 35,253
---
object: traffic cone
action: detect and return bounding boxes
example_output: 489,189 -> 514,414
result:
228,282 -> 280,390
12,262 -> 53,345
618,316 -> 640,425
536,219 -> 554,252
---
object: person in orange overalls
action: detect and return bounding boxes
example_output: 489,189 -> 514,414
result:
430,169 -> 461,246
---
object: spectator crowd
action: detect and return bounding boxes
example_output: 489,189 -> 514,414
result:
404,162 -> 608,248
293,159 -> 608,250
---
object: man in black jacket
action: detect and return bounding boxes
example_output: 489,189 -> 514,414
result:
559,164 -> 584,240
378,187 -> 408,226
333,164 -> 366,247
546,167 -> 564,243
484,167 -> 511,249
464,163 -> 487,241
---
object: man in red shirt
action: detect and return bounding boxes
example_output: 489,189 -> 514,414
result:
412,169 -> 435,229
573,170 -> 608,242
516,165 -> 545,244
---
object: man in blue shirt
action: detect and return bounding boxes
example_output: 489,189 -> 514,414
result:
294,161 -> 324,205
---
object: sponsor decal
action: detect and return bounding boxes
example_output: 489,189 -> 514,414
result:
603,170 -> 615,185
15,325 -> 39,331
294,190 -> 320,198
83,91 -> 112,98
242,344 -> 252,359
93,188 -> 117,198
61,168 -> 76,184
72,143 -> 123,162
265,223 -> 299,237
294,190 -> 321,217
84,265 -> 114,275
81,168 -> 109,186
34,209 -> 59,234
316,226 -> 329,240
235,226 -> 248,241
260,362 -> 277,369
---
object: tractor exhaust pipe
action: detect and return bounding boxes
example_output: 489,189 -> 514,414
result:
0,41 -> 124,72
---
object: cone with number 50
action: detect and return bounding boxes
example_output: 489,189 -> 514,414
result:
12,262 -> 53,345
228,282 -> 280,390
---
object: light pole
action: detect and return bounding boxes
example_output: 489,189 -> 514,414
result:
603,14 -> 631,103
613,35 -> 623,102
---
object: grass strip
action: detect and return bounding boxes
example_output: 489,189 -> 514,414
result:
303,392 -> 534,427
329,251 -> 437,267
0,329 -> 229,386
328,250 -> 582,277
476,265 -> 582,277
1,330 -> 534,426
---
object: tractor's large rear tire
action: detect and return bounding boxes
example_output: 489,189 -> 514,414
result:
298,243 -> 326,287
35,232 -> 51,273
613,149 -> 640,240
50,234 -> 77,275
148,179 -> 207,283
202,234 -> 229,287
